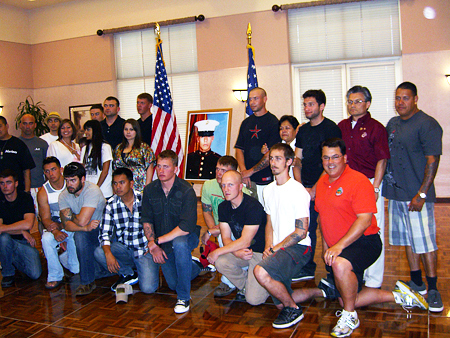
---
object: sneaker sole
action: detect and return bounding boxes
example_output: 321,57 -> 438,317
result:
272,313 -> 304,329
292,276 -> 314,282
395,280 -> 428,310
174,305 -> 190,314
330,319 -> 360,337
429,305 -> 444,313
124,277 -> 139,286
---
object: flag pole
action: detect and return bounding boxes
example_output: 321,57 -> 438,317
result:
246,23 -> 258,117
247,23 -> 252,46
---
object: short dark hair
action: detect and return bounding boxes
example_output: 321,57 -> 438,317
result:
63,162 -> 86,179
217,156 -> 238,170
0,169 -> 18,182
43,156 -> 61,168
397,81 -> 417,96
0,116 -> 7,125
158,149 -> 178,166
279,115 -> 299,130
322,138 -> 346,156
303,89 -> 326,106
58,119 -> 77,141
90,104 -> 104,112
104,96 -> 120,107
249,87 -> 267,97
137,93 -> 153,104
346,85 -> 372,103
270,143 -> 295,163
113,167 -> 134,182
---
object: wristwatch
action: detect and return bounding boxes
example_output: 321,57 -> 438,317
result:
374,187 -> 380,193
207,230 -> 212,236
154,237 -> 160,246
419,192 -> 427,199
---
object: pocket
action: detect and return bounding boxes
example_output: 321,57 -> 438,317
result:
151,199 -> 163,215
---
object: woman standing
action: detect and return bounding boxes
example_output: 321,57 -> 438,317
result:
47,119 -> 81,168
81,120 -> 113,198
113,119 -> 155,193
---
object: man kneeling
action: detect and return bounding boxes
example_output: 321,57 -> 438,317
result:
207,170 -> 268,305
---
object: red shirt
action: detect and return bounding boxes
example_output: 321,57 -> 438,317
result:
338,112 -> 390,179
315,165 -> 379,247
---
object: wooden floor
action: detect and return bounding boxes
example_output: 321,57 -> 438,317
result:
1,202 -> 449,337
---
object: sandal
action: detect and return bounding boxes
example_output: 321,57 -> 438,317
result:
75,282 -> 96,296
45,280 -> 62,289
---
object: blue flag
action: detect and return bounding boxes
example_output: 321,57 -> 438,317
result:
246,45 -> 258,116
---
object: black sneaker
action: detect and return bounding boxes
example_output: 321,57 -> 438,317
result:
272,306 -> 304,329
1,275 -> 15,288
174,299 -> 190,313
318,277 -> 338,300
235,288 -> 246,301
292,271 -> 315,282
111,271 -> 139,292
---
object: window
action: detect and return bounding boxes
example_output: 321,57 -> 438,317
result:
114,23 -> 200,150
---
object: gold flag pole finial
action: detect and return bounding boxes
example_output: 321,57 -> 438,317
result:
247,23 -> 252,46
155,22 -> 161,42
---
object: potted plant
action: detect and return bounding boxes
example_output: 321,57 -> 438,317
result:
16,96 -> 50,137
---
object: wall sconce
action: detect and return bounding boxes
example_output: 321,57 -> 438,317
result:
446,75 -> 450,85
0,106 -> 3,114
233,89 -> 248,102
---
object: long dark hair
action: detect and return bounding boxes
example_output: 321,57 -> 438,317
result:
119,119 -> 142,151
83,119 -> 104,171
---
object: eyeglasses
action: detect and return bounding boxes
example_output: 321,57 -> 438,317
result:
322,155 -> 343,161
347,99 -> 366,105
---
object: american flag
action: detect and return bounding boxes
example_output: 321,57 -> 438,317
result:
246,45 -> 258,116
151,40 -> 184,175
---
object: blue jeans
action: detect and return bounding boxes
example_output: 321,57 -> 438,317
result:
41,230 -> 79,282
94,242 -> 158,294
0,233 -> 42,279
74,228 -> 101,285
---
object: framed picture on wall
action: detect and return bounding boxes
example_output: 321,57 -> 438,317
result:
184,109 -> 232,182
69,104 -> 98,141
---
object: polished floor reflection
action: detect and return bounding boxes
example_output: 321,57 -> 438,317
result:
1,202 -> 449,337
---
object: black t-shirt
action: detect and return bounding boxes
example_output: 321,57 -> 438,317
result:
295,118 -> 341,187
235,112 -> 281,185
218,194 -> 266,253
138,115 -> 153,148
0,190 -> 35,240
101,116 -> 125,151
0,136 -> 36,191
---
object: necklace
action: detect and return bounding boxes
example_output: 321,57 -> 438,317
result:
62,139 -> 78,154
0,138 -> 10,160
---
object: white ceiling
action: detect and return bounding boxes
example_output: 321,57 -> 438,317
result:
0,0 -> 77,9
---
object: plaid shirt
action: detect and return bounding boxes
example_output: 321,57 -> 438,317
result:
99,191 -> 147,258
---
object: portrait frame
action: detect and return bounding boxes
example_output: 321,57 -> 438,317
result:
69,104 -> 98,141
184,108 -> 232,183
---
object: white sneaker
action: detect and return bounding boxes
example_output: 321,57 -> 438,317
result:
331,310 -> 359,337
174,299 -> 190,314
393,280 -> 428,310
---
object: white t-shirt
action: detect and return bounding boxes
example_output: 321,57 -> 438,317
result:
263,178 -> 311,247
81,142 -> 113,198
282,139 -> 296,179
40,133 -> 59,145
47,140 -> 81,168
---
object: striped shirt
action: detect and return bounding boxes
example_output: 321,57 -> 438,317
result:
43,180 -> 66,222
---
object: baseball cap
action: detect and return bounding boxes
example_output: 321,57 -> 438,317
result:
115,283 -> 133,303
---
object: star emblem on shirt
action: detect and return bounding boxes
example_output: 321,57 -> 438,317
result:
250,125 -> 261,139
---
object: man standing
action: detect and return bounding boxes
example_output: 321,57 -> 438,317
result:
39,157 -> 79,289
40,112 -> 62,145
338,86 -> 390,288
101,96 -> 125,151
59,162 -> 106,296
142,150 -> 201,313
137,93 -> 153,147
95,168 -> 156,293
19,114 -> 49,206
293,89 -> 341,281
207,170 -> 268,305
0,169 -> 42,287
90,104 -> 105,122
253,143 -> 311,329
186,120 -> 221,179
0,116 -> 35,193
201,155 -> 253,297
383,82 -> 443,312
235,87 -> 281,205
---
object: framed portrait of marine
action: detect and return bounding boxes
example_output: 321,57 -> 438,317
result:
184,109 -> 232,182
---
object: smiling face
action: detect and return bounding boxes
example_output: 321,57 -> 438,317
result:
60,122 -> 73,140
322,146 -> 347,182
84,127 -> 93,141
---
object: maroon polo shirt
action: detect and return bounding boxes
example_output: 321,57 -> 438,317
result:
338,112 -> 390,179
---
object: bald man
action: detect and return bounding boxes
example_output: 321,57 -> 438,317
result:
207,170 -> 269,305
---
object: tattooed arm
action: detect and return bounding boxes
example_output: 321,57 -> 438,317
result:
271,217 -> 309,253
409,155 -> 440,212
60,208 -> 97,232
201,202 -> 220,244
144,222 -> 167,264
241,152 -> 270,181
